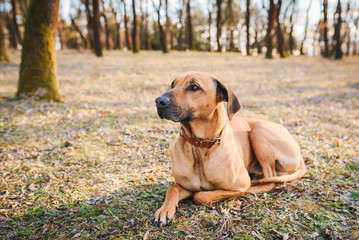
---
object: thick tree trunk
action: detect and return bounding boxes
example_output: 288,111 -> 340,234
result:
186,0 -> 193,50
300,0 -> 312,55
71,17 -> 88,50
246,0 -> 250,55
92,0 -> 103,56
333,0 -> 342,59
0,11 -> 11,62
123,0 -> 132,50
17,0 -> 62,101
216,0 -> 223,52
276,0 -> 288,58
322,0 -> 329,57
10,0 -> 22,45
265,0 -> 275,59
132,0 -> 139,52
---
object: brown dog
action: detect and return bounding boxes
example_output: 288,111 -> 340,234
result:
154,72 -> 305,226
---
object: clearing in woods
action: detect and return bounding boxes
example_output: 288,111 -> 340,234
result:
0,51 -> 358,239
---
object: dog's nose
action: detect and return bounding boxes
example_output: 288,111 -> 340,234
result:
155,95 -> 171,108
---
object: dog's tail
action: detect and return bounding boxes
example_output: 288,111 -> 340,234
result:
251,156 -> 306,185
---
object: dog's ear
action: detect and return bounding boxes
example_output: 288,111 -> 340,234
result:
214,79 -> 241,120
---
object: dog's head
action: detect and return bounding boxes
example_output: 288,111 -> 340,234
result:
155,72 -> 241,122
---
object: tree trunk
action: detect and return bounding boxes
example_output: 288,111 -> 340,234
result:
71,17 -> 88,50
186,0 -> 193,50
207,3 -> 212,52
0,11 -> 11,62
17,0 -> 62,101
153,0 -> 168,53
178,0 -> 184,51
300,0 -> 312,55
58,20 -> 65,50
288,0 -> 296,55
92,0 -> 103,56
145,0 -> 151,50
132,0 -> 139,52
123,0 -> 132,50
265,0 -> 275,59
110,0 -> 122,50
216,0 -> 223,52
10,0 -> 22,45
322,0 -> 329,57
227,0 -> 234,52
276,0 -> 288,58
101,0 -> 111,50
333,0 -> 342,59
246,0 -> 250,55
84,0 -> 94,49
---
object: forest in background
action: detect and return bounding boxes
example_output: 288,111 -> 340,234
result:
1,0 -> 359,59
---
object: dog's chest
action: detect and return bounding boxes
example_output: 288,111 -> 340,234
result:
172,146 -> 227,192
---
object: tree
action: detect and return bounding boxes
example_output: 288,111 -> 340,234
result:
288,0 -> 297,55
16,0 -> 63,101
101,0 -> 111,50
132,0 -> 139,52
300,0 -> 312,55
207,0 -> 212,51
92,0 -> 103,56
216,0 -> 223,52
227,0 -> 235,52
322,0 -> 329,57
0,11 -> 11,62
333,0 -> 342,59
152,0 -> 168,53
276,0 -> 288,58
265,0 -> 275,59
186,0 -> 193,50
84,0 -> 94,49
122,0 -> 132,50
10,0 -> 22,46
110,0 -> 122,50
246,0 -> 251,55
177,0 -> 185,50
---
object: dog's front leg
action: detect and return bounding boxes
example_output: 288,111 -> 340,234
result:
193,188 -> 248,205
154,183 -> 192,226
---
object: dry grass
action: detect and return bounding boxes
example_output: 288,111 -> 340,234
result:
1,50 -> 358,239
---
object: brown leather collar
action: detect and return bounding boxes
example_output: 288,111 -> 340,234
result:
180,125 -> 223,156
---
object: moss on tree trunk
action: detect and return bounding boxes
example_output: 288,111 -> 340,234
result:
16,0 -> 63,102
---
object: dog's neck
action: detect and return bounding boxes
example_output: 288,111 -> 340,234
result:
181,103 -> 227,139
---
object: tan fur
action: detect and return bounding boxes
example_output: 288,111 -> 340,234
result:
153,72 -> 305,226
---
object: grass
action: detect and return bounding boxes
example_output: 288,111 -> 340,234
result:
0,50 -> 358,239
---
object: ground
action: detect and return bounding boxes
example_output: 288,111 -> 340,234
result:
0,50 -> 358,239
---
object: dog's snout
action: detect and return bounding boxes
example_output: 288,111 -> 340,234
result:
155,95 -> 171,108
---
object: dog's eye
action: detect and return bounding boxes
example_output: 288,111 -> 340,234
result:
171,81 -> 174,89
191,85 -> 200,91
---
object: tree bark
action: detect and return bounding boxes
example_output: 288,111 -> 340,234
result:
153,0 -> 168,53
207,1 -> 212,52
276,0 -> 288,58
178,0 -> 184,51
333,0 -> 342,59
4,13 -> 18,48
10,0 -> 22,45
132,0 -> 139,52
322,0 -> 329,57
216,0 -> 223,52
246,0 -> 250,55
17,0 -> 62,101
92,0 -> 103,56
101,0 -> 111,50
110,0 -> 122,50
265,0 -> 275,58
0,11 -> 11,62
84,0 -> 94,49
122,0 -> 132,50
288,0 -> 296,55
300,0 -> 312,55
186,0 -> 193,50
71,17 -> 88,50
227,0 -> 234,52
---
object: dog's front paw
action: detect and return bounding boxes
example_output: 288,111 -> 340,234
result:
153,205 -> 176,227
193,191 -> 213,205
